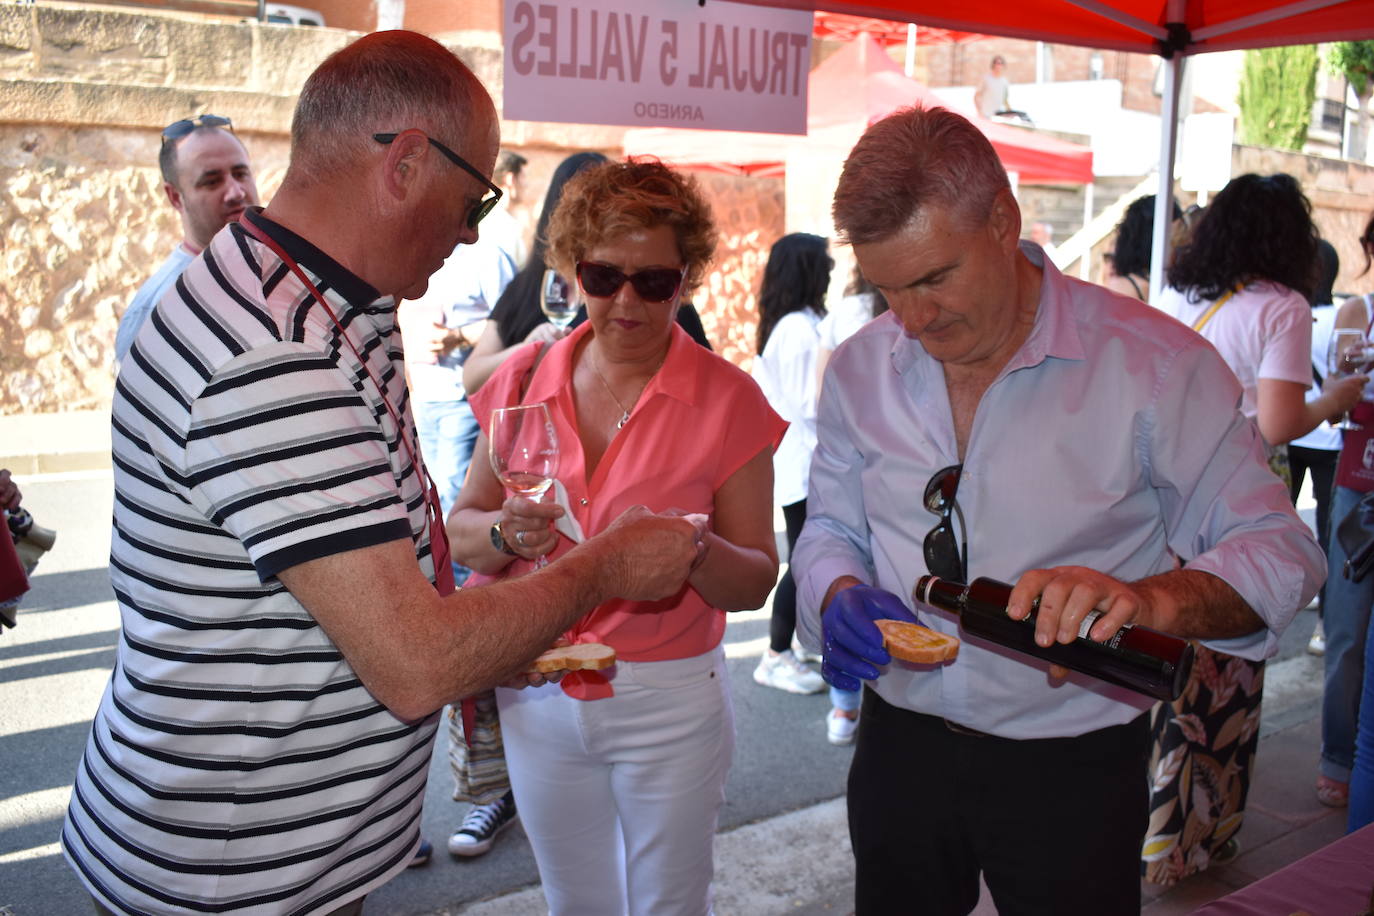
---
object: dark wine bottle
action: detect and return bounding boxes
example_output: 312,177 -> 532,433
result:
914,575 -> 1194,702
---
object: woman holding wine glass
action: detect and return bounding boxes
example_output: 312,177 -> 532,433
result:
1147,174 -> 1367,883
447,157 -> 784,915
1320,209 -> 1374,816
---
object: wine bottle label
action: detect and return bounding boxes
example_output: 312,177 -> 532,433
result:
1078,610 -> 1131,648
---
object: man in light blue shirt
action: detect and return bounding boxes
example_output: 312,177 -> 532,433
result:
114,115 -> 258,372
794,106 -> 1324,915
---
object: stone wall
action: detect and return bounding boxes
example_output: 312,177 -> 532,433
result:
1232,145 -> 1374,297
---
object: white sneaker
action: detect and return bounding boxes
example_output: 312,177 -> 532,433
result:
1308,620 -> 1326,656
827,708 -> 859,745
753,649 -> 825,695
791,639 -> 823,665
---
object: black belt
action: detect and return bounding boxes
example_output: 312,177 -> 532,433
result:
941,718 -> 993,738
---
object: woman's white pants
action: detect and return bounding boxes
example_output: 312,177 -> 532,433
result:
497,646 -> 735,916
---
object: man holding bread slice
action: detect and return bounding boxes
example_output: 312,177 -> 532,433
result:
61,32 -> 703,916
794,105 -> 1324,915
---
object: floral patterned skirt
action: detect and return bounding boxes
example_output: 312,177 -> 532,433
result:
1141,644 -> 1266,886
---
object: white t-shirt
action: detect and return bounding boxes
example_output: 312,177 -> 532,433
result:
977,73 -> 1010,118
817,292 -> 881,351
752,307 -> 822,507
1154,281 -> 1313,422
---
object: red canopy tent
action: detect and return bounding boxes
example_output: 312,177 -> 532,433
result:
725,0 -> 1374,292
624,34 -> 1094,185
811,10 -> 983,48
733,0 -> 1374,55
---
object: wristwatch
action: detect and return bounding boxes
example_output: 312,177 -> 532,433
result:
490,520 -> 518,555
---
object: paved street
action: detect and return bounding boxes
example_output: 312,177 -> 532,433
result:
0,471 -> 855,914
0,470 -> 1330,915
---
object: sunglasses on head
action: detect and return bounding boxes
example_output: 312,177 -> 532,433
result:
576,261 -> 686,303
162,114 -> 232,144
373,131 -> 503,230
923,464 -> 967,582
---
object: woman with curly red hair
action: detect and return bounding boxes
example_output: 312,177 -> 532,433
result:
447,158 -> 784,914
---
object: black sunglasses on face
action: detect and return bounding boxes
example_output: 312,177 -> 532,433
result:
162,114 -> 233,144
373,131 -> 503,230
923,464 -> 967,582
576,261 -> 686,303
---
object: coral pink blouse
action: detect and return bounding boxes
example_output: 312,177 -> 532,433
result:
469,321 -> 786,663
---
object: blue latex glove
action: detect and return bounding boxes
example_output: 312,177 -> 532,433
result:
821,584 -> 921,691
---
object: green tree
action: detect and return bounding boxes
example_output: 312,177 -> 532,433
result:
1237,45 -> 1319,151
1329,41 -> 1374,161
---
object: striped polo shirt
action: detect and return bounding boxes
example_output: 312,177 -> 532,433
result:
62,209 -> 441,914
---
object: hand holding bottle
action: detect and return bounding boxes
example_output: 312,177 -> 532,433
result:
820,583 -> 921,691
1007,565 -> 1151,650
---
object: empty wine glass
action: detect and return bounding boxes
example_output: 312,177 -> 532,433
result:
489,402 -> 560,567
540,270 -> 579,330
1328,328 -> 1370,430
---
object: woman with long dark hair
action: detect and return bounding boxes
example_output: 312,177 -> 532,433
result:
750,233 -> 833,701
1145,174 -> 1365,884
1102,194 -> 1180,301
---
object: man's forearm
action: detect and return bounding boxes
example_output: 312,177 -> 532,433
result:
1136,568 -> 1264,640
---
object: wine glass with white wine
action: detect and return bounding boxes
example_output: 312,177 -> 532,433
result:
540,269 -> 579,331
1328,328 -> 1372,430
488,402 -> 560,567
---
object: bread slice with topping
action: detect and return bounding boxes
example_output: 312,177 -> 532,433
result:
875,620 -> 960,664
526,643 -> 617,674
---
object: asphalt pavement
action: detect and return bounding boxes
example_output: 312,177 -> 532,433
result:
0,462 -> 1340,915
0,469 -> 855,915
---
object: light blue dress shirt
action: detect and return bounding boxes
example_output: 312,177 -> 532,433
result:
114,245 -> 195,374
794,244 -> 1324,739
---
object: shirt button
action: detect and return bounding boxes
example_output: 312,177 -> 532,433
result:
580,498 -> 588,506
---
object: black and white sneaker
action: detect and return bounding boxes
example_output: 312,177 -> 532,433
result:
447,791 -> 518,858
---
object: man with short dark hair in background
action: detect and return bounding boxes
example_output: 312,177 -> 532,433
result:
113,114 -> 258,371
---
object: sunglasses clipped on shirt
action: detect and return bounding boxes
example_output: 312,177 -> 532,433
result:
373,131 -> 502,230
161,114 -> 232,145
923,464 -> 968,583
576,261 -> 687,304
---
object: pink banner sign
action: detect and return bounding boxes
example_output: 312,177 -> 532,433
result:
503,0 -> 812,135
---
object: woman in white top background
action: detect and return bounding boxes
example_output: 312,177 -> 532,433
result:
751,234 -> 833,706
1146,173 -> 1365,882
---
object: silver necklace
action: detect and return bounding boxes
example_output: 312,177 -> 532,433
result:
588,346 -> 653,430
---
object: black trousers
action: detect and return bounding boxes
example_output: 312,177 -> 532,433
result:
848,690 -> 1150,916
1288,444 -> 1338,613
768,499 -> 808,653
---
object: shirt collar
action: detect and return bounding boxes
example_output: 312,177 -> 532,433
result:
241,207 -> 381,310
1008,240 -> 1086,371
525,319 -> 702,408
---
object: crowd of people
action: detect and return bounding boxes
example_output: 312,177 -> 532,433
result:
3,24 -> 1370,916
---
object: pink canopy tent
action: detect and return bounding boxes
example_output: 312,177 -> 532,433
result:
624,33 -> 1094,185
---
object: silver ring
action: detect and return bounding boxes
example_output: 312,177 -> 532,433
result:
515,530 -> 527,547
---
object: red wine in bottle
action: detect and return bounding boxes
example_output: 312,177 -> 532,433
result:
914,575 -> 1194,702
